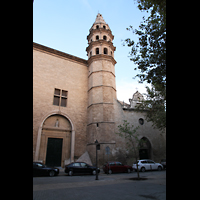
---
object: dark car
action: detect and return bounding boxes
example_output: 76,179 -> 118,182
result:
33,162 -> 59,177
65,162 -> 100,176
103,161 -> 133,174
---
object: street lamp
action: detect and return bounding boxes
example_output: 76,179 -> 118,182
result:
95,140 -> 100,180
87,140 -> 116,180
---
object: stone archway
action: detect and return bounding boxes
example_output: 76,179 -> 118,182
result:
34,111 -> 75,167
139,137 -> 152,160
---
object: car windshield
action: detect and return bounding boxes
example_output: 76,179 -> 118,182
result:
73,163 -> 80,167
109,162 -> 115,166
36,163 -> 45,167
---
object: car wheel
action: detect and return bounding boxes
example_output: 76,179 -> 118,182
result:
49,170 -> 55,177
158,166 -> 162,171
108,169 -> 112,174
68,170 -> 73,176
127,169 -> 131,173
141,167 -> 145,172
92,170 -> 96,175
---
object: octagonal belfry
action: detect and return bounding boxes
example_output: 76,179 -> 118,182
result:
86,13 -> 117,164
86,13 -> 116,60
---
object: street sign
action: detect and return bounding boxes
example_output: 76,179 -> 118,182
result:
97,144 -> 100,150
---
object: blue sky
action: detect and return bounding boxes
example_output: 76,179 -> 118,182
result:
33,0 -> 150,103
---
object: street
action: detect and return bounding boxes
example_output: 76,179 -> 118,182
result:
33,170 -> 166,200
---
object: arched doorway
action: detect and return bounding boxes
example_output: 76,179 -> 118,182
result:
139,137 -> 151,160
34,112 -> 75,167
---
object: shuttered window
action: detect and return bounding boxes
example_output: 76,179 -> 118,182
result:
53,88 -> 68,107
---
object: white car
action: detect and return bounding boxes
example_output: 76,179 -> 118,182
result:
132,159 -> 163,172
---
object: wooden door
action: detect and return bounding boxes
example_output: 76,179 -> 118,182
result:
46,138 -> 63,167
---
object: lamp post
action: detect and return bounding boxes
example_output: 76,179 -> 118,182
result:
87,140 -> 116,180
95,140 -> 99,180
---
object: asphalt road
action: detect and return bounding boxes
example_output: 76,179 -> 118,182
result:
33,170 -> 166,200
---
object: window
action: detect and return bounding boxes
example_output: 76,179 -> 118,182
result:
96,48 -> 99,55
80,163 -> 87,167
103,35 -> 107,40
90,51 -> 92,57
53,88 -> 68,107
104,48 -> 108,54
109,162 -> 115,166
73,163 -> 80,167
37,163 -> 43,167
103,25 -> 106,29
96,35 -> 99,40
96,25 -> 99,29
116,162 -> 123,166
147,160 -> 155,164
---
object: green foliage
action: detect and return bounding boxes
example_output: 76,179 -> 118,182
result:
116,120 -> 144,179
116,120 -> 142,157
135,84 -> 166,131
124,0 -> 166,89
123,0 -> 166,131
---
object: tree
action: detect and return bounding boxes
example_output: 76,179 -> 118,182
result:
116,120 -> 144,179
136,84 -> 166,131
124,0 -> 166,130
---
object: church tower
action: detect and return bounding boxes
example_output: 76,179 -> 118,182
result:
86,13 -> 117,164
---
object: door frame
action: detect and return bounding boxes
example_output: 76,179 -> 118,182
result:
34,111 -> 75,164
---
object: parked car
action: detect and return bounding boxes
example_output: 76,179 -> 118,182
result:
132,159 -> 163,172
103,161 -> 133,174
161,159 -> 166,169
65,162 -> 100,176
33,162 -> 59,177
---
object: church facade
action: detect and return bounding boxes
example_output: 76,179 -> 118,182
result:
33,14 -> 166,167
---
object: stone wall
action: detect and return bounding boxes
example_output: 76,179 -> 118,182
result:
113,99 -> 166,165
33,46 -> 88,166
33,43 -> 166,168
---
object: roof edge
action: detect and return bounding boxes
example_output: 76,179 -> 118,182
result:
33,42 -> 88,66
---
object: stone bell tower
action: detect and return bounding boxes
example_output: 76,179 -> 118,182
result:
86,13 -> 117,164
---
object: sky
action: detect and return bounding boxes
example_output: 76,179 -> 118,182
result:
33,0 -> 151,103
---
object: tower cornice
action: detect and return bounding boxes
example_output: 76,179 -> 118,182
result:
87,54 -> 117,65
88,70 -> 116,78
